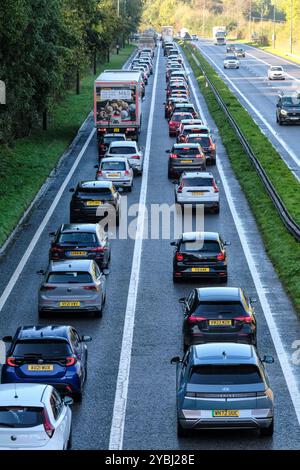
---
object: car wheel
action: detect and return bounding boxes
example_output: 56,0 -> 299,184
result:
177,420 -> 190,438
278,118 -> 283,126
168,168 -> 173,179
38,310 -> 46,318
214,205 -> 220,214
260,420 -> 274,437
127,185 -> 132,193
67,429 -> 72,450
94,307 -> 103,319
173,275 -> 180,283
220,276 -> 228,284
73,392 -> 82,402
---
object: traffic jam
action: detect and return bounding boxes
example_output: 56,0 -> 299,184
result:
0,36 -> 276,450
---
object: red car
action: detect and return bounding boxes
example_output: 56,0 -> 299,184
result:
168,112 -> 194,137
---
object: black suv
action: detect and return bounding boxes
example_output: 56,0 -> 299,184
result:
166,143 -> 206,178
276,93 -> 300,125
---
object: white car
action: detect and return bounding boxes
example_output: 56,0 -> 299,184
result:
0,383 -> 72,450
224,55 -> 239,69
105,141 -> 144,174
96,157 -> 134,192
268,65 -> 285,80
174,171 -> 220,213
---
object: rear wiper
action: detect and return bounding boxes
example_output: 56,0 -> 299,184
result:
23,353 -> 44,357
0,423 -> 16,428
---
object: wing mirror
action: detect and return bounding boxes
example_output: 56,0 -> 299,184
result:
49,232 -> 55,237
224,241 -> 231,246
36,270 -> 45,275
170,241 -> 177,246
165,149 -> 170,153
81,335 -> 92,343
69,188 -> 75,192
64,396 -> 74,406
170,356 -> 181,365
2,336 -> 13,343
262,355 -> 274,364
178,297 -> 186,304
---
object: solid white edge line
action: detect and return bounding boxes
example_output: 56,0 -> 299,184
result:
0,128 -> 95,312
185,47 -> 300,426
108,44 -> 161,451
245,49 -> 300,83
196,43 -> 300,173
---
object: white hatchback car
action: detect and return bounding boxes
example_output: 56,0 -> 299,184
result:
105,141 -> 144,174
268,65 -> 285,80
174,171 -> 220,213
97,157 -> 134,191
0,383 -> 72,450
224,55 -> 239,69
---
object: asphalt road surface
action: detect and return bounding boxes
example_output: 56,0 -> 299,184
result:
0,44 -> 299,450
193,39 -> 300,182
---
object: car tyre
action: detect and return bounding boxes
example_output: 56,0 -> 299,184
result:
260,420 -> 274,437
94,307 -> 103,319
214,205 -> 220,214
38,310 -> 47,318
73,392 -> 82,403
220,276 -> 228,284
168,169 -> 173,179
278,118 -> 283,126
173,275 -> 180,283
67,429 -> 72,450
177,420 -> 190,438
127,185 -> 132,193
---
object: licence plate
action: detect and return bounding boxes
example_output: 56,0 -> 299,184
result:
113,128 -> 120,132
290,117 -> 299,120
213,410 -> 240,417
69,251 -> 87,256
86,200 -> 102,206
59,301 -> 81,307
191,267 -> 210,272
108,173 -> 120,178
181,160 -> 193,163
191,192 -> 204,196
28,365 -> 54,371
209,319 -> 232,326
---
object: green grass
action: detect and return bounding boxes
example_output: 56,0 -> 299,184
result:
0,45 -> 135,247
182,44 -> 300,315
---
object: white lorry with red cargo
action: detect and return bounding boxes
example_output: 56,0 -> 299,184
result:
94,70 -> 143,155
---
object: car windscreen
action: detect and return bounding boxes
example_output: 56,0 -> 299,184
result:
189,365 -> 263,385
281,97 -> 300,107
271,66 -> 282,71
0,407 -> 44,428
194,301 -> 246,317
58,232 -> 97,245
182,177 -> 213,187
46,272 -> 93,284
187,136 -> 211,146
173,147 -> 199,155
226,55 -> 236,60
180,240 -> 220,253
12,340 -> 72,357
110,147 -> 136,155
101,161 -> 126,171
77,187 -> 112,195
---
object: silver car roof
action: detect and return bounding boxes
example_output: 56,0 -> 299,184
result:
48,259 -> 96,273
191,343 -> 258,366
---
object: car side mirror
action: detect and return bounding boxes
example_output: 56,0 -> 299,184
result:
249,297 -> 258,303
179,297 -> 186,304
165,150 -> 170,153
2,336 -> 13,343
224,241 -> 231,246
170,241 -> 177,246
262,355 -> 274,364
64,396 -> 74,406
118,187 -> 124,193
81,335 -> 92,343
36,270 -> 45,275
170,356 -> 181,365
163,102 -> 166,105
49,232 -> 55,237
69,188 -> 75,192
276,103 -> 280,107
94,165 -> 99,168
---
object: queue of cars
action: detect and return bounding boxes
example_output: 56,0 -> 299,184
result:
162,39 -> 274,438
0,47 -> 155,450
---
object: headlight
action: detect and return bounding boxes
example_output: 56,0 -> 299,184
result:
280,109 -> 288,115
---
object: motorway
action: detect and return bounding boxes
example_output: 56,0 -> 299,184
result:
0,44 -> 300,450
193,39 -> 300,182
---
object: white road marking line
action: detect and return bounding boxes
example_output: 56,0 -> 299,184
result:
196,44 -> 300,177
0,128 -> 95,312
187,48 -> 300,426
109,45 -> 160,451
245,44 -> 300,71
245,50 -> 300,83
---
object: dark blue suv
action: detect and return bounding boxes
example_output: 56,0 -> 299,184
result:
1,325 -> 92,401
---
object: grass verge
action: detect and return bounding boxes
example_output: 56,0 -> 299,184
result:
182,44 -> 300,315
0,45 -> 135,248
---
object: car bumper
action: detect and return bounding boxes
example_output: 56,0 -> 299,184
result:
176,199 -> 219,209
186,332 -> 255,346
70,206 -> 117,222
38,303 -> 102,314
281,115 -> 300,123
179,416 -> 273,431
169,164 -> 206,175
98,177 -> 132,188
2,374 -> 81,394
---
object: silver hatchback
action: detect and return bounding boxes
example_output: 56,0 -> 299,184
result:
38,260 -> 106,318
96,157 -> 134,192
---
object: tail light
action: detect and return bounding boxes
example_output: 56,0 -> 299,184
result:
216,252 -> 225,261
65,356 -> 77,366
131,155 -> 140,159
188,316 -> 206,323
43,407 -> 55,438
90,246 -> 105,252
169,153 -> 177,159
195,153 -> 204,159
40,285 -> 57,291
6,357 -> 16,367
97,170 -> 103,177
83,285 -> 98,291
124,170 -> 130,175
234,316 -> 253,323
177,182 -> 184,193
169,121 -> 176,127
213,180 -> 219,193
176,252 -> 184,261
100,144 -> 105,150
50,246 -> 63,254
209,144 -> 215,151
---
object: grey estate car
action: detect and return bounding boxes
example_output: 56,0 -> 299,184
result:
171,343 -> 274,437
38,260 -> 106,318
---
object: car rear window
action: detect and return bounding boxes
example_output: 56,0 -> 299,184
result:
78,187 -> 112,195
189,365 -> 263,385
282,97 -> 300,107
188,136 -> 210,146
194,301 -> 246,317
0,407 -> 44,428
104,136 -> 125,144
101,161 -> 126,171
181,240 -> 220,253
182,177 -> 213,186
58,232 -> 97,245
171,114 -> 193,122
46,272 -> 93,284
110,147 -> 136,155
13,340 -> 72,357
173,147 -> 199,155
226,55 -> 236,60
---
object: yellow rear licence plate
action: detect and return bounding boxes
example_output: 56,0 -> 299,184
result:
191,192 -> 204,196
113,128 -> 120,132
70,251 -> 87,256
28,365 -> 54,371
213,410 -> 240,417
59,301 -> 81,307
108,173 -> 120,178
86,201 -> 102,206
181,160 -> 193,163
209,319 -> 232,326
191,267 -> 210,272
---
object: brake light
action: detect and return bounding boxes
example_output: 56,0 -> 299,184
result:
65,356 -> 77,366
210,144 -> 215,151
43,407 -> 55,438
6,357 -> 16,367
188,316 -> 206,323
50,246 -> 63,254
131,155 -> 140,159
169,121 -> 176,127
177,181 -> 184,193
176,252 -> 184,261
40,285 -> 57,291
97,170 -> 103,177
83,285 -> 98,291
213,180 -> 219,193
234,316 -> 253,323
169,153 -> 177,159
90,246 -> 105,252
195,153 -> 204,158
216,252 -> 225,261
100,144 -> 105,149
